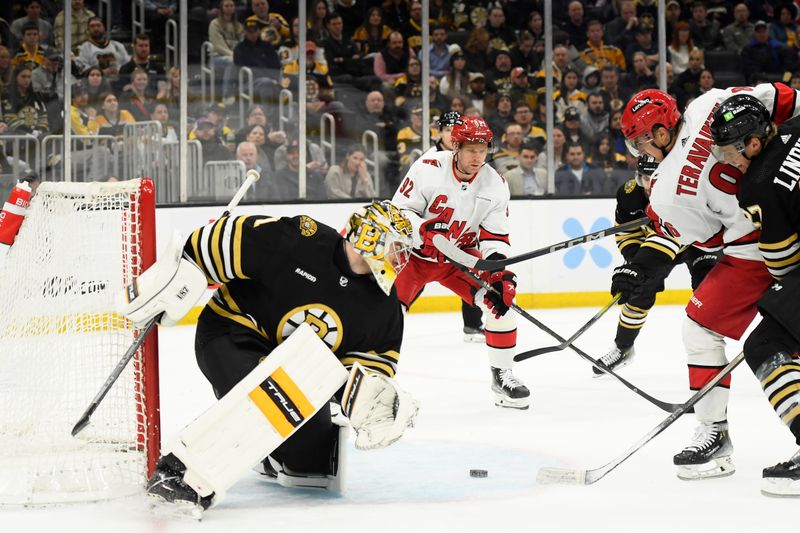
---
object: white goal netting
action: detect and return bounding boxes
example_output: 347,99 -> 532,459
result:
0,179 -> 159,505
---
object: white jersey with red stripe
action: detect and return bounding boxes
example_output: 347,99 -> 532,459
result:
647,83 -> 800,260
391,149 -> 512,260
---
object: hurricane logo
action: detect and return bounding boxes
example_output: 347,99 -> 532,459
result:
277,303 -> 343,351
562,217 -> 613,269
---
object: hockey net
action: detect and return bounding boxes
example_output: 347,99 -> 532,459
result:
0,178 -> 159,505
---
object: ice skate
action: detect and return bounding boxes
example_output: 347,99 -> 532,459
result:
463,326 -> 485,343
147,456 -> 214,520
592,345 -> 635,377
491,367 -> 530,409
673,421 -> 735,480
762,448 -> 800,497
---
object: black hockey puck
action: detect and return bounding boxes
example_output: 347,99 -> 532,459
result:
469,469 -> 488,478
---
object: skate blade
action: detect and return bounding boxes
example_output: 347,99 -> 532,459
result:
537,467 -> 587,485
147,493 -> 205,521
493,393 -> 530,410
591,359 -> 633,378
676,456 -> 735,480
761,477 -> 800,497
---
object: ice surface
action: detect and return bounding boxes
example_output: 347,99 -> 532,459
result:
3,305 -> 796,533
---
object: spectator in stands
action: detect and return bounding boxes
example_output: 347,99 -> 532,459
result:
485,6 -> 516,51
235,104 -> 286,147
741,19 -> 798,83
561,105 -> 589,151
604,0 -> 639,52
383,0 -> 410,30
280,39 -> 333,100
353,7 -> 391,56
31,46 -> 61,102
722,3 -> 754,54
492,122 -> 526,175
561,1 -> 587,50
11,1 -> 52,46
353,90 -> 398,187
555,67 -> 586,122
0,46 -> 11,92
236,141 -> 268,187
116,34 -> 166,99
268,138 -> 326,201
247,0 -> 289,47
620,51 -> 657,100
393,56 -> 423,111
535,43 -> 570,89
195,117 -> 234,162
513,101 -> 546,146
698,68 -> 715,95
427,25 -> 450,78
94,92 -> 135,137
486,49 -> 513,95
538,125 -> 566,172
664,0 -> 682,38
510,31 -> 540,74
588,132 -> 626,180
669,21 -> 693,76
325,144 -> 374,199
462,26 -> 490,74
438,49 -> 468,100
555,142 -> 605,195
509,67 -> 537,110
608,109 -> 627,157
233,18 -> 281,109
208,1 -> 243,104
625,24 -> 663,72
448,95 -> 468,115
69,81 -> 98,135
335,0 -> 365,38
486,93 -> 514,139
308,0 -> 330,42
54,0 -> 95,52
770,4 -> 800,49
1,65 -> 48,137
84,65 -> 112,111
322,12 -> 363,85
672,47 -> 704,109
144,0 -> 177,51
689,1 -> 721,50
273,131 -> 327,176
76,17 -> 129,82
598,65 -> 623,113
582,64 -> 601,92
396,106 -> 429,171
11,22 -> 45,70
375,30 -> 415,87
149,101 -> 176,141
120,67 -> 153,121
465,72 -> 488,115
243,123 -> 274,171
505,142 -> 546,196
400,2 -> 427,52
160,65 -> 181,112
577,19 -> 627,74
0,18 -> 14,52
635,0 -> 658,31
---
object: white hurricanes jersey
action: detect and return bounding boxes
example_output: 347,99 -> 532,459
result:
391,149 -> 512,259
648,83 -> 800,260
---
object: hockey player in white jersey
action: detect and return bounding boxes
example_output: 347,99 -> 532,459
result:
391,115 -> 530,409
620,84 -> 800,480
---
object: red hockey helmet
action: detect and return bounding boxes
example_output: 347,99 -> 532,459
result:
451,115 -> 494,147
621,89 -> 681,154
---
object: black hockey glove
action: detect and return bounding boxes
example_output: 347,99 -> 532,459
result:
610,263 -> 648,305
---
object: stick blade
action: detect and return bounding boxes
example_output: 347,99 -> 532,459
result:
537,466 -> 588,485
71,415 -> 90,437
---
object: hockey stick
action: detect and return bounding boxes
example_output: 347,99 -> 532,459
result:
537,350 -> 745,485
432,216 -> 649,271
71,170 -> 262,437
452,265 -> 686,413
514,293 -> 621,361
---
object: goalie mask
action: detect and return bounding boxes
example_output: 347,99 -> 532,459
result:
346,201 -> 414,295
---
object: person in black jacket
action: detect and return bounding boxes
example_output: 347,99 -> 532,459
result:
233,18 -> 281,110
741,20 -> 799,84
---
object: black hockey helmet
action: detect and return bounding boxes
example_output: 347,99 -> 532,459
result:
710,94 -> 771,152
635,154 -> 658,188
437,110 -> 462,129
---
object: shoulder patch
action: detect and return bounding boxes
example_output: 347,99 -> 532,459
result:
299,215 -> 317,237
422,158 -> 440,167
624,179 -> 636,194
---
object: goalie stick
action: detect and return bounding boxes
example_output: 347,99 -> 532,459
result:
71,170 -> 262,437
537,350 -> 745,485
514,294 -> 621,361
450,264 -> 687,414
432,216 -> 650,271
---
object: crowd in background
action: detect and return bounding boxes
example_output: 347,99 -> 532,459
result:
2,0 -> 800,201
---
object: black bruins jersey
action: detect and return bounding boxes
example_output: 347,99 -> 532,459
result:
738,122 -> 800,280
184,214 -> 404,377
614,179 -> 683,265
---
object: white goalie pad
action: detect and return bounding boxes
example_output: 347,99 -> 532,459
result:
170,323 -> 349,499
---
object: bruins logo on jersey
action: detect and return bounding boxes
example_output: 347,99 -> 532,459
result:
624,179 -> 636,194
277,303 -> 343,351
299,215 -> 317,236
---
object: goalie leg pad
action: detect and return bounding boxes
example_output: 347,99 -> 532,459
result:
168,323 -> 348,501
341,363 -> 419,450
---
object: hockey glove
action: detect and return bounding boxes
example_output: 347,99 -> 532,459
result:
610,263 -> 648,305
477,269 -> 517,318
418,217 -> 450,262
341,363 -> 419,450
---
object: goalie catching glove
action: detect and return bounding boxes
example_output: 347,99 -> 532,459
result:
341,363 -> 419,450
119,231 -> 208,327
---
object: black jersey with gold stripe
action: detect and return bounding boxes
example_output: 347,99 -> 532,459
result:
739,122 -> 800,280
614,179 -> 683,266
184,214 -> 404,377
